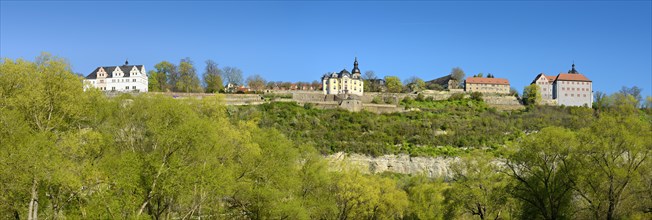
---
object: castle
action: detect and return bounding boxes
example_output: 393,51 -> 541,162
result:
531,64 -> 593,107
322,58 -> 364,96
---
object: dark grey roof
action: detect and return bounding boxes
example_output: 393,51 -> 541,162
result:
426,75 -> 452,85
352,57 -> 360,74
338,69 -> 351,78
85,65 -> 144,79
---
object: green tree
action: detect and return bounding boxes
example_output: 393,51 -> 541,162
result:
404,176 -> 447,220
176,58 -> 202,92
446,153 -> 511,220
405,76 -> 426,93
147,70 -> 161,92
203,59 -> 224,93
619,86 -> 642,107
334,171 -> 409,219
153,61 -> 176,91
523,84 -> 542,106
506,127 -> 578,220
0,54 -> 106,219
384,76 -> 403,93
572,115 -> 652,219
593,91 -> 610,110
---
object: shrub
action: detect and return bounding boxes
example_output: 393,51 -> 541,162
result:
371,96 -> 382,104
470,92 -> 483,101
402,96 -> 414,105
448,93 -> 465,101
416,93 -> 425,101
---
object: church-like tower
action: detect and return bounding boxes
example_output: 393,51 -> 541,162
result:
351,57 -> 361,79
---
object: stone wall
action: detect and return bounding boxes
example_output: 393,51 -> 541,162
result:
326,152 -> 459,178
362,104 -> 406,114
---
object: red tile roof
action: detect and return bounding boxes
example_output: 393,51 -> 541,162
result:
466,77 -> 510,85
531,73 -> 553,84
545,76 -> 556,81
555,73 -> 591,82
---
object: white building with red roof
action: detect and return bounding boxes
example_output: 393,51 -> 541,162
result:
530,64 -> 593,107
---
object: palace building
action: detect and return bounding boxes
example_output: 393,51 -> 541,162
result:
464,77 -> 511,94
530,64 -> 593,107
83,60 -> 148,92
322,58 -> 364,96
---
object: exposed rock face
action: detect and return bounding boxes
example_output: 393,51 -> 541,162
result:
325,152 -> 459,178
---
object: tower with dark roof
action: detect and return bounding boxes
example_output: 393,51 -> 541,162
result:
352,57 -> 361,74
568,63 -> 578,74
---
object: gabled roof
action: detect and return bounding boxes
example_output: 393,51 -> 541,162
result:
85,65 -> 144,79
555,73 -> 591,82
465,77 -> 510,85
531,73 -> 556,84
427,75 -> 453,85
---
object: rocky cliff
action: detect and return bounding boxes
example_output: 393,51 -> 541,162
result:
325,152 -> 460,178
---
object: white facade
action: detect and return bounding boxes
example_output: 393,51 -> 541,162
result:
322,58 -> 364,96
530,64 -> 593,107
84,62 -> 148,92
553,80 -> 593,107
531,73 -> 555,100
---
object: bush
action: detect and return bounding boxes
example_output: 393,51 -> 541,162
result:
470,92 -> 483,101
416,93 -> 425,101
402,96 -> 414,105
371,96 -> 382,104
448,93 -> 465,101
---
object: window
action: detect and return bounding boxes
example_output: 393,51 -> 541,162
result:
126,86 -> 129,90
571,94 -> 574,97
583,94 -> 587,97
112,87 -> 115,91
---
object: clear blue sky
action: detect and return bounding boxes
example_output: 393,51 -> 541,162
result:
1,1 -> 651,94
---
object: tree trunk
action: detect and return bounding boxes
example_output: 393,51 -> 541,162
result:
28,178 -> 38,220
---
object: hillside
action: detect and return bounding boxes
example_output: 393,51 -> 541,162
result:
230,98 -> 598,157
2,57 -> 651,219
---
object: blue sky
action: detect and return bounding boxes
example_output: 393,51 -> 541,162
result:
1,1 -> 651,94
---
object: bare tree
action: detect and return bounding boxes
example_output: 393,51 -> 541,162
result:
363,70 -> 377,80
246,74 -> 266,91
222,66 -> 244,86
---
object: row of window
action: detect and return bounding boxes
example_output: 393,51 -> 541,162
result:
471,87 -> 508,91
564,93 -> 588,97
97,86 -> 138,91
561,81 -> 589,85
111,79 -> 137,83
469,84 -> 508,87
561,87 -> 590,91
538,81 -> 590,85
326,80 -> 360,85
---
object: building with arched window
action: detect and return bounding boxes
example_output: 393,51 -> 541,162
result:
322,58 -> 364,96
